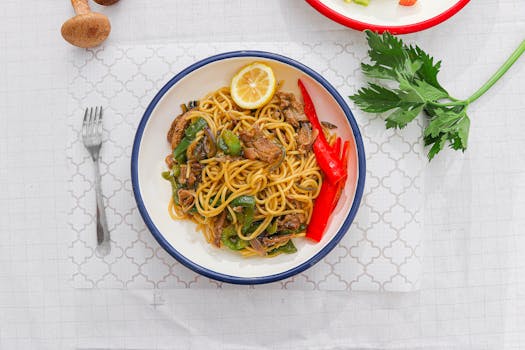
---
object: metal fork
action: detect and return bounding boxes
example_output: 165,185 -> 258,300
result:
82,106 -> 110,255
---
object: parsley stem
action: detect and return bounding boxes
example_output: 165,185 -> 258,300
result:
464,39 -> 525,105
427,100 -> 465,108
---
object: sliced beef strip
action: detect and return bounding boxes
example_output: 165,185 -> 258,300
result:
212,211 -> 227,248
239,127 -> 257,143
178,162 -> 203,187
240,127 -> 282,164
165,154 -> 175,168
242,147 -> 258,161
296,122 -> 317,152
275,91 -> 308,128
249,238 -> 266,256
251,138 -> 281,164
167,112 -> 191,150
276,213 -> 305,231
276,200 -> 307,231
177,189 -> 195,212
262,234 -> 293,248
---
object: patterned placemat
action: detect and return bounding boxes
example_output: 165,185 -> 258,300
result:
67,41 -> 425,291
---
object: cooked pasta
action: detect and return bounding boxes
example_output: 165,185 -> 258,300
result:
162,84 -> 329,257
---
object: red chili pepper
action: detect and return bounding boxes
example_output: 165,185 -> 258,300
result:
299,79 -> 328,144
312,139 -> 347,184
341,141 -> 350,168
306,180 -> 340,242
331,141 -> 350,212
299,79 -> 352,242
333,137 -> 342,158
298,79 -> 346,185
306,140 -> 351,242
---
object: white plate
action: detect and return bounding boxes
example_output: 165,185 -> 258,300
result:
305,0 -> 471,34
131,51 -> 366,284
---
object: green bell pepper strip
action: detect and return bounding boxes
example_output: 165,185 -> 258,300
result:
172,117 -> 208,163
239,206 -> 255,234
171,164 -> 181,178
268,240 -> 297,256
266,219 -> 278,235
161,171 -> 180,205
279,224 -> 307,235
230,195 -> 256,208
173,138 -> 192,163
230,195 -> 256,234
220,129 -> 241,156
217,135 -> 228,153
221,226 -> 249,251
184,117 -> 207,138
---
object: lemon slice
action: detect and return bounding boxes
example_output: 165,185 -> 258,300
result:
230,62 -> 277,110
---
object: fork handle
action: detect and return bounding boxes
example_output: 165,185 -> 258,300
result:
93,159 -> 110,250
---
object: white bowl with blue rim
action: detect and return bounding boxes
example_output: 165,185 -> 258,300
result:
131,51 -> 366,284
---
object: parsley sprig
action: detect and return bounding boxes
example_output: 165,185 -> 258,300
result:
350,30 -> 525,160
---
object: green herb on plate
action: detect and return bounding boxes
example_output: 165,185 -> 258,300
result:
344,0 -> 370,6
350,30 -> 525,160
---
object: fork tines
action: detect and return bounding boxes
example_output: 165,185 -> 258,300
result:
82,106 -> 103,140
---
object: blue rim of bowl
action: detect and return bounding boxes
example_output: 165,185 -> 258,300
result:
131,50 -> 366,285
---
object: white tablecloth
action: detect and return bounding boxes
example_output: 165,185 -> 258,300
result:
1,0 -> 524,349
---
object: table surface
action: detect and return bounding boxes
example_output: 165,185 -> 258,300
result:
1,0 -> 524,349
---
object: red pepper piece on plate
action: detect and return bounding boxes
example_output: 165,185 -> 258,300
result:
333,137 -> 342,158
299,79 -> 352,242
399,0 -> 417,6
331,141 -> 350,212
312,139 -> 347,185
299,79 -> 328,145
306,180 -> 340,242
298,79 -> 347,185
306,139 -> 351,242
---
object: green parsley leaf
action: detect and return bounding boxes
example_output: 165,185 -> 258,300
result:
425,134 -> 447,161
351,83 -> 402,113
422,106 -> 470,159
350,30 -> 525,161
406,45 -> 447,93
365,30 -> 407,71
361,63 -> 397,80
409,79 -> 449,101
385,105 -> 424,129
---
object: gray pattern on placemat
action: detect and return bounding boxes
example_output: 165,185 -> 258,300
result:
67,41 -> 424,291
